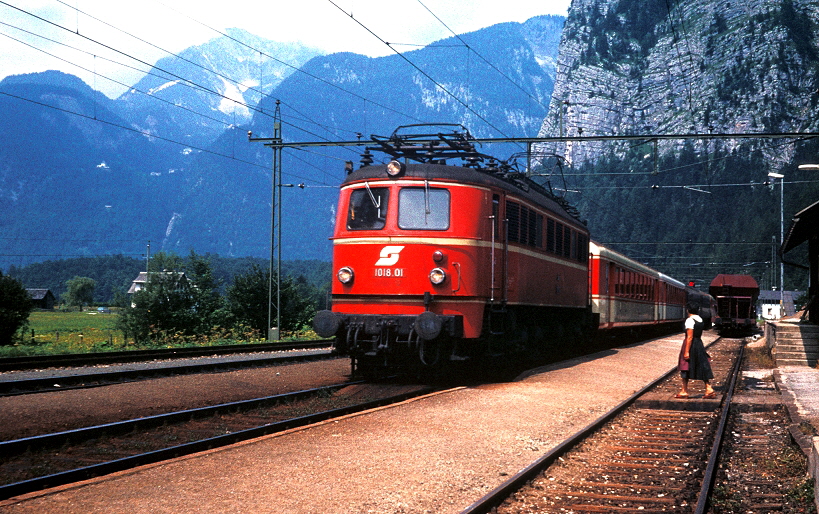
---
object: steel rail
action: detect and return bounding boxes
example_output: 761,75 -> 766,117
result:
0,383 -> 435,501
0,340 -> 334,372
0,382 -> 360,457
694,341 -> 746,513
0,350 -> 335,396
461,337 -> 730,514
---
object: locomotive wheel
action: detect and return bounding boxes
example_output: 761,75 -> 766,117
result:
419,338 -> 441,367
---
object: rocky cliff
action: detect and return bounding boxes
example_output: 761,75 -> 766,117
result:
538,0 -> 819,167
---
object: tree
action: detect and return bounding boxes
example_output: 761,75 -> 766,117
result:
0,271 -> 33,345
115,252 -> 228,343
226,264 -> 268,335
226,264 -> 317,335
62,276 -> 96,308
185,251 -> 229,332
116,270 -> 193,343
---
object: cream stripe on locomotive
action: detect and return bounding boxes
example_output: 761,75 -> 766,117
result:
337,296 -> 581,309
333,236 -> 588,272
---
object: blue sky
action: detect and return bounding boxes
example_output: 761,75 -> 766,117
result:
0,0 -> 570,98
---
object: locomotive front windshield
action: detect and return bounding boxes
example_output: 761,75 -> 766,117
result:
347,186 -> 389,230
398,187 -> 450,230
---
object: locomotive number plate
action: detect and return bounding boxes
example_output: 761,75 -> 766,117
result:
374,268 -> 404,277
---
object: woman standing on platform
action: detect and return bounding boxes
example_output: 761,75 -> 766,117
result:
676,302 -> 716,399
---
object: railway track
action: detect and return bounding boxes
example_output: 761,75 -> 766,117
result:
0,343 -> 335,396
465,337 -> 748,513
0,380 -> 434,500
0,340 -> 333,372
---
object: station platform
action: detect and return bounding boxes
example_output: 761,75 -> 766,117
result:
764,319 -> 819,511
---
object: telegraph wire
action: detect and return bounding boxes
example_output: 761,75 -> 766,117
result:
415,0 -> 549,111
0,26 -> 352,185
0,89 -> 320,185
325,0 -> 511,140
2,1 -> 280,124
0,23 -> 360,184
149,0 -> 428,132
52,0 -> 426,164
0,26 -> 236,130
2,13 -> 368,149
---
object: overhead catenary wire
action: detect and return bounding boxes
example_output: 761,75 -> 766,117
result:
325,0 -> 512,140
38,0 -> 430,168
146,0 -> 430,135
414,0 -> 548,111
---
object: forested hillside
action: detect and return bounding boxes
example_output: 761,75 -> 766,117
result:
8,255 -> 331,306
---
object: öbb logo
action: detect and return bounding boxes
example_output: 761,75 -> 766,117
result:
375,246 -> 405,266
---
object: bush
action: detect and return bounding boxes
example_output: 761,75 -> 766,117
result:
0,271 -> 33,345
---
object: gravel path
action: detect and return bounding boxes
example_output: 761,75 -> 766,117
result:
0,358 -> 350,440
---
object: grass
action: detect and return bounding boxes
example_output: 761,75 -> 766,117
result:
3,310 -> 124,357
3,310 -> 319,358
746,345 -> 776,368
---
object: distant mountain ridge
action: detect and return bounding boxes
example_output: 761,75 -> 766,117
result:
0,16 -> 564,270
115,28 -> 323,146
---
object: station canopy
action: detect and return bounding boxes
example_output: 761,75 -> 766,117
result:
782,200 -> 819,254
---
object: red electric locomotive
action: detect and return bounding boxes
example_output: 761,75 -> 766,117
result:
313,126 -> 594,376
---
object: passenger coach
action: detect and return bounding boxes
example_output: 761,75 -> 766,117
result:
589,242 -> 687,334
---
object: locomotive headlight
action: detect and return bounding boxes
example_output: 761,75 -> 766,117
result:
337,266 -> 354,284
432,250 -> 444,263
386,159 -> 405,177
429,267 -> 446,285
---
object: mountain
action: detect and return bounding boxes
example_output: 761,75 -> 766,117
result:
0,17 -> 565,270
532,0 -> 819,289
255,16 -> 563,142
164,16 -> 565,260
0,70 -> 192,265
115,28 -> 323,147
537,0 -> 818,161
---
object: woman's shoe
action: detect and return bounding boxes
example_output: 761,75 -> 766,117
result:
703,392 -> 716,399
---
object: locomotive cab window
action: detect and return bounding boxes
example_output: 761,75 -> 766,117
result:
347,186 -> 389,230
398,187 -> 450,230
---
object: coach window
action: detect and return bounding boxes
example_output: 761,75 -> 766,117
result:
347,186 -> 389,230
534,212 -> 543,248
555,221 -> 564,254
398,187 -> 450,230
